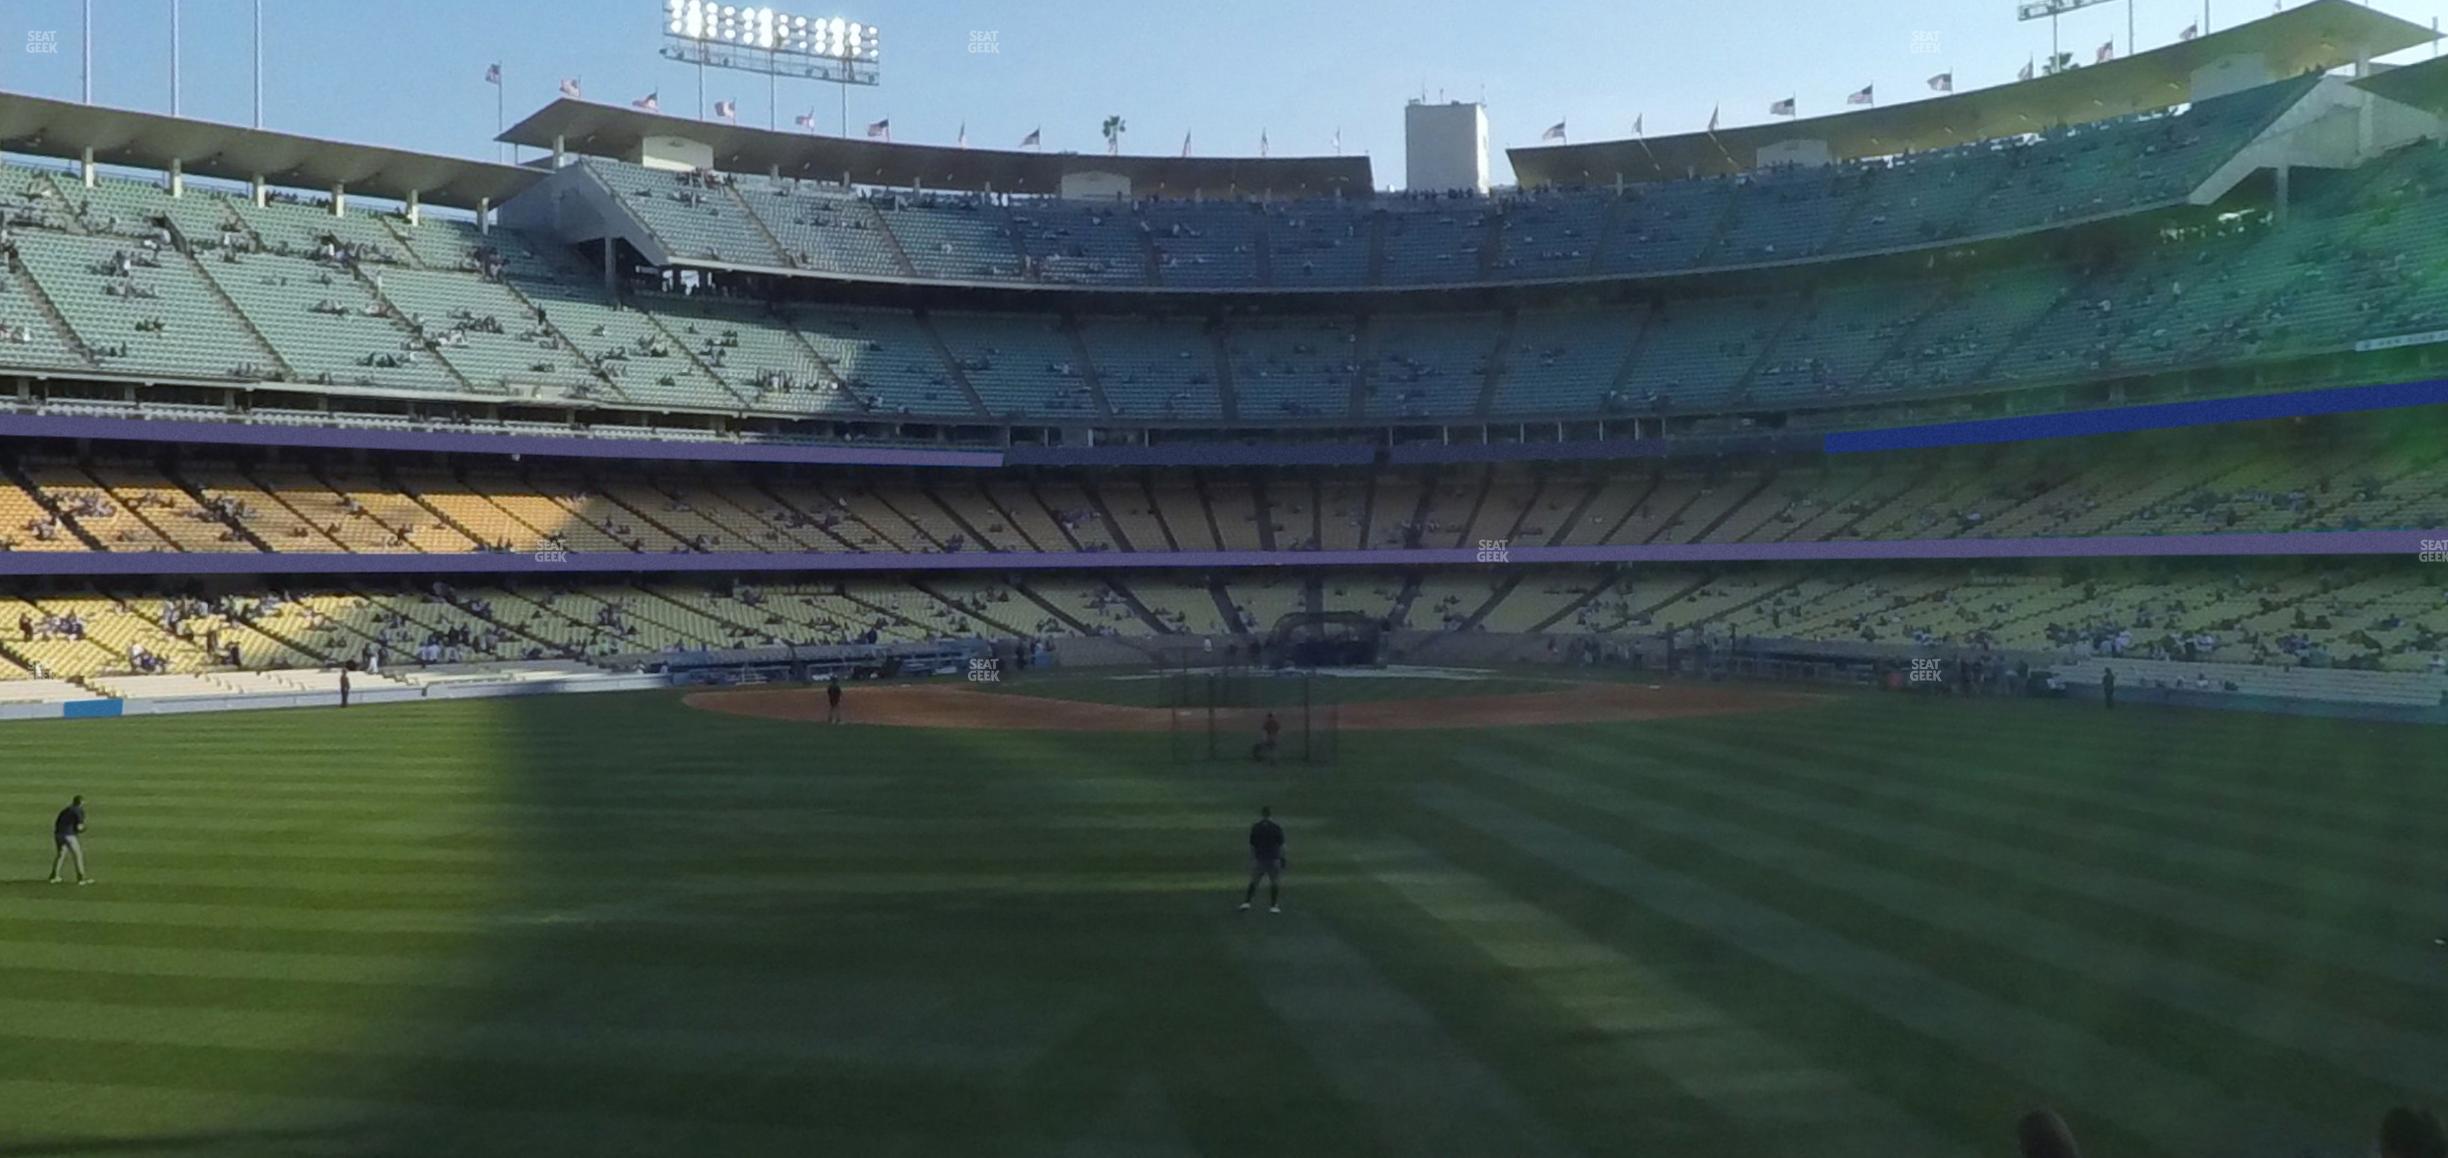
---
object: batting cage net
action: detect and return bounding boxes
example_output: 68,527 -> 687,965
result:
1260,611 -> 1383,668
1163,667 -> 1340,766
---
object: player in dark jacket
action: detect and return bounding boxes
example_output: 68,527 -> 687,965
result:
49,795 -> 91,885
1239,806 -> 1286,913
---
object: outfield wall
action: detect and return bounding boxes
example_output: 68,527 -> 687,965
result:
0,671 -> 669,722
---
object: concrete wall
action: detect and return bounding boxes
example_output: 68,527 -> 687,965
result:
0,673 -> 668,723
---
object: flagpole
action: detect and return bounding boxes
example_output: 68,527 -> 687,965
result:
81,0 -> 90,105
170,0 -> 180,116
252,0 -> 262,128
496,70 -> 505,164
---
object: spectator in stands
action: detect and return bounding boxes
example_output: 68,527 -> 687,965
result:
2014,1109 -> 2079,1158
2383,1107 -> 2448,1158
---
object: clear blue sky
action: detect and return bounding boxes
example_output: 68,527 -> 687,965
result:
3,0 -> 2443,188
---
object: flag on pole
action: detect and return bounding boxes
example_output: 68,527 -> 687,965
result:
713,100 -> 736,120
1540,120 -> 1566,142
633,91 -> 659,112
560,78 -> 583,98
485,63 -> 501,85
2180,22 -> 2200,40
1846,85 -> 1874,106
2095,40 -> 2115,64
957,122 -> 967,148
1020,127 -> 1040,148
1706,105 -> 1720,133
866,118 -> 890,139
2017,58 -> 2034,82
1180,130 -> 1191,157
1259,129 -> 1269,157
1769,97 -> 1795,116
1633,114 -> 1644,135
794,111 -> 816,130
1927,72 -> 1953,92
1332,127 -> 1342,155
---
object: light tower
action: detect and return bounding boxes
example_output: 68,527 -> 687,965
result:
657,2 -> 881,132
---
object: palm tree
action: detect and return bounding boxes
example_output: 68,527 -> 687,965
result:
1101,115 -> 1126,156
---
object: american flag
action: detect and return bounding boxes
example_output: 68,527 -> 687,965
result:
484,63 -> 501,85
560,78 -> 582,98
1707,105 -> 1719,133
957,122 -> 967,148
1180,130 -> 1191,158
2017,58 -> 2034,82
633,92 -> 660,112
1769,97 -> 1795,116
1928,72 -> 1953,93
713,100 -> 736,120
1846,85 -> 1873,106
1020,127 -> 1040,148
866,118 -> 890,139
794,111 -> 816,129
1632,114 -> 1643,135
1540,120 -> 1565,142
2180,22 -> 2200,40
2095,40 -> 2115,64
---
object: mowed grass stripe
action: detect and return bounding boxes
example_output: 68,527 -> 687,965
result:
0,992 -> 1077,1076
1746,725 -> 2448,880
1519,731 -> 2448,1006
1415,783 -> 2339,1158
1618,725 -> 2442,925
1222,917 -> 1583,1158
1350,834 -> 1972,1158
0,1076 -> 924,1158
1462,746 -> 2448,1097
1678,703 -> 2448,820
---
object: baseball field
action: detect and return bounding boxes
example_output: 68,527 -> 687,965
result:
1,670 -> 2441,1157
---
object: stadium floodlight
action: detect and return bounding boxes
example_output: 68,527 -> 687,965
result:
656,1 -> 879,132
2015,0 -> 2115,17
658,1 -> 878,83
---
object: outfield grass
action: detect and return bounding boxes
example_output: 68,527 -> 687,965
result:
1,685 -> 2442,1156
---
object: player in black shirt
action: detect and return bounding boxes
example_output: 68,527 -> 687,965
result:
1239,806 -> 1286,913
49,795 -> 90,885
826,676 -> 844,725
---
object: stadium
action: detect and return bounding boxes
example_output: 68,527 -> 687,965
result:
5,0 -> 2448,1153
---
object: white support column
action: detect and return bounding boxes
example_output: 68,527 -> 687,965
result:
477,197 -> 491,235
330,183 -> 345,218
552,134 -> 567,167
79,147 -> 95,188
251,174 -> 267,207
404,189 -> 419,226
168,158 -> 183,198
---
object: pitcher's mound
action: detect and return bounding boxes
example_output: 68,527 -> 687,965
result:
684,682 -> 1821,733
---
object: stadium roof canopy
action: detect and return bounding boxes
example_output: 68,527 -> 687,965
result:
1508,0 -> 2437,187
0,89 -> 538,210
2352,52 -> 2448,114
498,100 -> 1375,198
